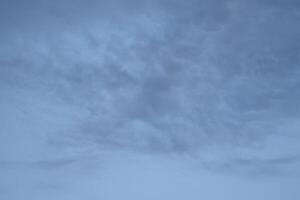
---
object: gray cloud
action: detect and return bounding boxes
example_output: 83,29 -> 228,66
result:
1,0 -> 300,199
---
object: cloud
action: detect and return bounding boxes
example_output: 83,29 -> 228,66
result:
1,0 -> 300,199
201,155 -> 300,178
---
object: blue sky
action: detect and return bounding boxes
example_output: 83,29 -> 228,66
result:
1,0 -> 300,199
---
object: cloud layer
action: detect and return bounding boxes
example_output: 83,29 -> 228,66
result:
1,0 -> 300,199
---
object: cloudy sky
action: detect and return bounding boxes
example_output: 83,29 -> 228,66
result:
1,0 -> 300,199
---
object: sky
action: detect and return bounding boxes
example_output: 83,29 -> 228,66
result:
1,0 -> 300,199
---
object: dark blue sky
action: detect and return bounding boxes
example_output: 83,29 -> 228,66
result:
1,0 -> 300,199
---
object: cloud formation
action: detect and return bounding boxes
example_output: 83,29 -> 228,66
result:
1,0 -> 300,199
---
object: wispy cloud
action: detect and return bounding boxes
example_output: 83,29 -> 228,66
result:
1,0 -> 300,199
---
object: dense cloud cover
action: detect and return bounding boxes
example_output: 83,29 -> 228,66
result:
1,0 -> 300,199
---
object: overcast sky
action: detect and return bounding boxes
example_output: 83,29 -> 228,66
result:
1,0 -> 300,199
